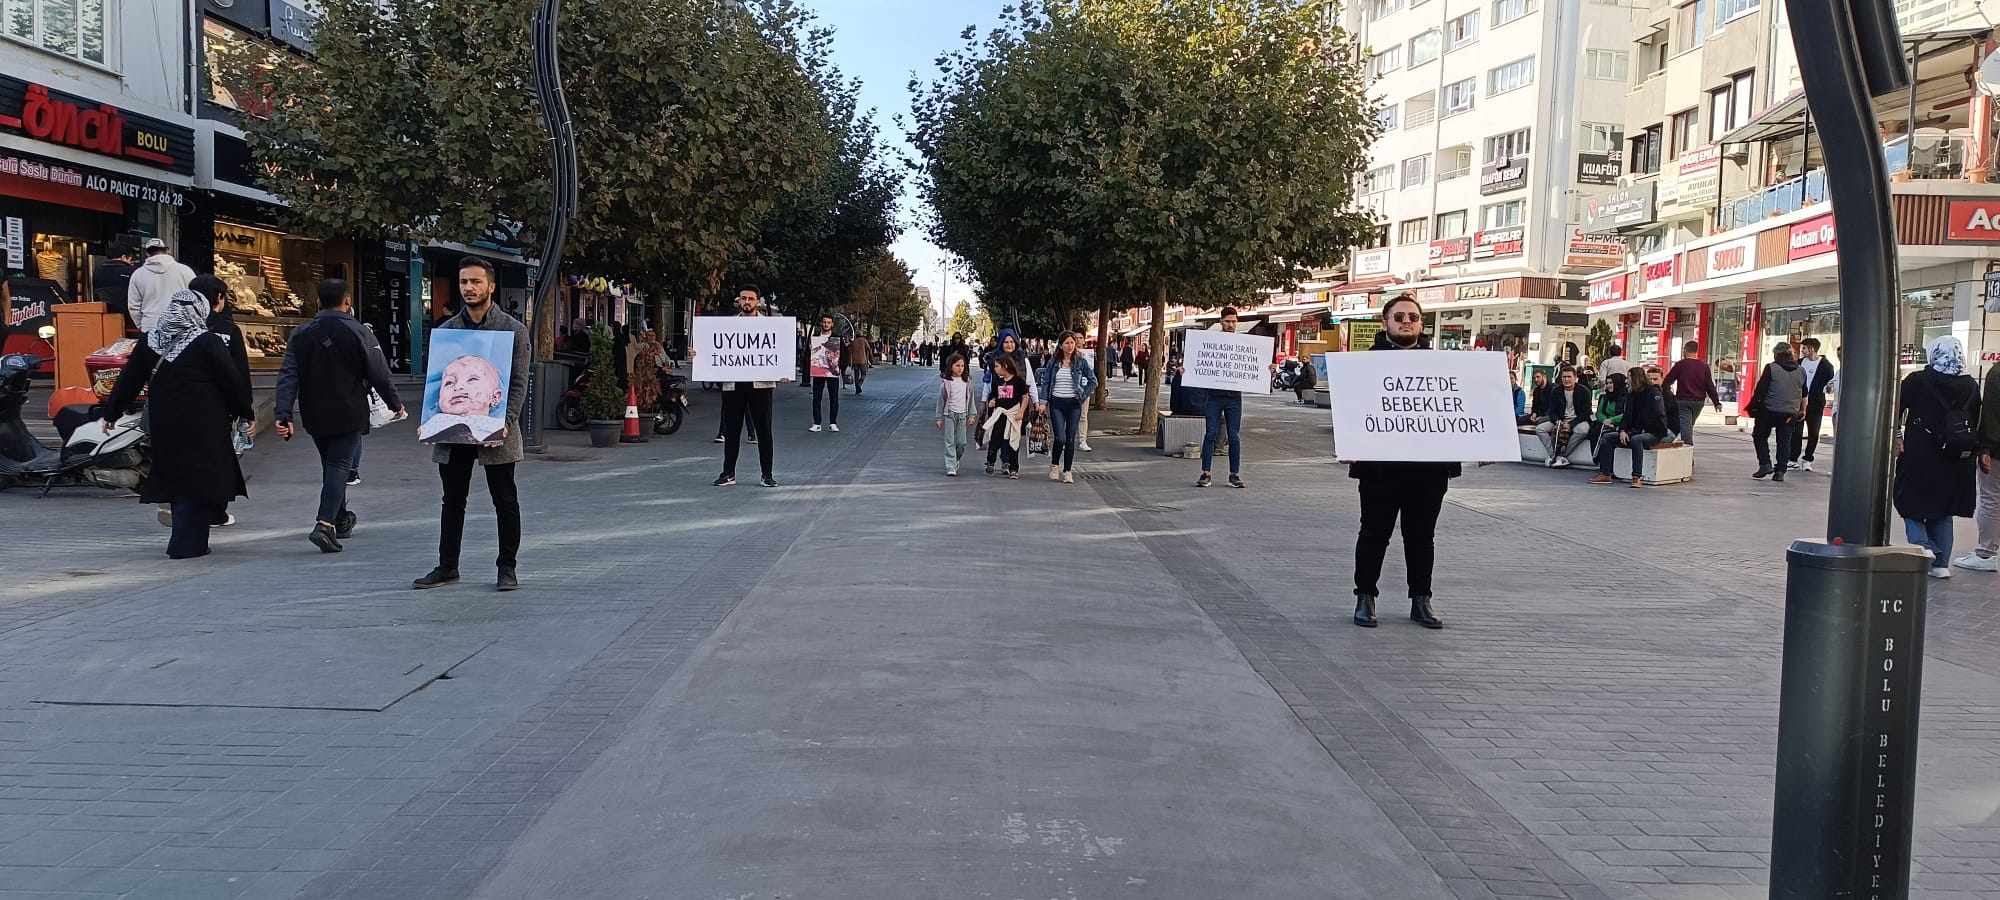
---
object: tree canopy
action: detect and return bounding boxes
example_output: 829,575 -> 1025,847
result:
909,0 -> 1380,429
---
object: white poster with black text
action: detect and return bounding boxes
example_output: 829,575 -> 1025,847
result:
693,316 -> 798,382
1180,329 -> 1274,394
1324,350 -> 1518,461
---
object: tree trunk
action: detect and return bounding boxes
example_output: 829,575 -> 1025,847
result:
1093,297 -> 1112,410
1138,280 -> 1169,435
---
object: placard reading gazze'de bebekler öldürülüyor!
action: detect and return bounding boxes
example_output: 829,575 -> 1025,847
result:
693,316 -> 797,383
1322,350 -> 1518,462
1180,329 -> 1275,394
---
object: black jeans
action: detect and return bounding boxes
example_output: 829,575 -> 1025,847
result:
1791,396 -> 1827,462
311,432 -> 360,525
1754,413 -> 1798,471
812,376 -> 840,425
721,387 -> 775,479
168,499 -> 219,559
1353,476 -> 1448,600
438,445 -> 520,570
984,413 -> 1019,471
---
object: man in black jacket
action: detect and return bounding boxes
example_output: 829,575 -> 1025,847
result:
1349,294 -> 1453,630
1790,337 -> 1836,471
274,279 -> 404,553
1532,368 -> 1592,467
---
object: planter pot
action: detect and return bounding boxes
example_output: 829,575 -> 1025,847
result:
587,419 -> 621,447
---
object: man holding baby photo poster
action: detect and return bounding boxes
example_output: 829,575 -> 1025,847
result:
413,257 -> 532,593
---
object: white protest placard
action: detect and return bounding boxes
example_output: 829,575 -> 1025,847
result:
1324,350 -> 1519,461
1181,329 -> 1275,394
693,316 -> 797,382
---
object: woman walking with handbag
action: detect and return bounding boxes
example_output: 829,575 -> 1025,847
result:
1896,336 -> 1982,578
1037,332 -> 1097,483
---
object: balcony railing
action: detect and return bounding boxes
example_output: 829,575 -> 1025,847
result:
1404,108 -> 1436,129
1716,134 -> 1998,230
1439,163 -> 1471,181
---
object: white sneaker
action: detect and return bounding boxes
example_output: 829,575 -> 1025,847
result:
157,507 -> 173,527
214,513 -> 237,527
830,424 -> 840,432
809,424 -> 822,432
1954,553 -> 1999,572
1801,461 -> 1815,472
1929,566 -> 1953,579
1049,465 -> 1061,481
1543,456 -> 1555,468
1062,471 -> 1074,484
1079,442 -> 1093,452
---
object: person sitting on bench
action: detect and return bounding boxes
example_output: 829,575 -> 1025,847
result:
1534,368 -> 1592,468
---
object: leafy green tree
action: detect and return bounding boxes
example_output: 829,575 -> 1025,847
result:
1586,319 -> 1615,370
946,300 -> 980,341
582,323 -> 624,421
911,0 -> 1380,431
841,250 -> 925,340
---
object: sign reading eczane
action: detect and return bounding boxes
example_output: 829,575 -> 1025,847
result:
1324,350 -> 1519,462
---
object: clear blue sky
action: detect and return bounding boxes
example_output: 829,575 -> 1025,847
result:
809,0 -> 1010,325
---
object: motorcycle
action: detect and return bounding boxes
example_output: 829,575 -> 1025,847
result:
1272,358 -> 1308,393
0,349 -> 149,494
555,367 -> 688,435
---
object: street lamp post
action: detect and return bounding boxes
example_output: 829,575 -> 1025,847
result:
1769,0 -> 1927,897
523,0 -> 578,455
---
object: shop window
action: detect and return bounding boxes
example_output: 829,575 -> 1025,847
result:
27,231 -> 89,302
2,0 -> 107,65
1486,57 -> 1535,96
213,220 -> 327,368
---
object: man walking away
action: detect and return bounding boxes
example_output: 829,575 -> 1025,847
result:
1350,294 -> 1452,630
808,315 -> 844,433
126,238 -> 195,333
1196,307 -> 1258,489
1662,341 -> 1721,445
414,257 -> 530,591
712,287 -> 783,487
1534,368 -> 1592,467
1956,357 -> 2000,571
93,240 -> 138,322
1750,342 -> 1807,482
274,279 -> 404,553
1792,337 -> 1836,470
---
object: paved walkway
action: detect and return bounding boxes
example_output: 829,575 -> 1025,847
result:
0,365 -> 1992,899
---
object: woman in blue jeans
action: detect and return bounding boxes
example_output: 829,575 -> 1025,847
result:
1591,367 -> 1667,488
1037,332 -> 1098,484
1895,336 -> 1982,578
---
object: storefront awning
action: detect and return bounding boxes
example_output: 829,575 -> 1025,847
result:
1720,26 -> 1991,145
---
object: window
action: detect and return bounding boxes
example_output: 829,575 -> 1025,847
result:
1369,45 -> 1404,77
1376,103 -> 1399,130
1678,0 -> 1714,51
1446,11 -> 1479,51
1369,223 -> 1391,248
1584,49 -> 1628,81
1484,128 -> 1531,164
1369,0 -> 1403,21
1401,155 -> 1430,188
1487,57 -> 1535,95
1492,0 -> 1534,25
1579,122 -> 1619,153
1715,0 -> 1758,24
3,0 -> 108,64
1398,218 -> 1429,245
1707,72 -> 1754,142
1481,199 -> 1525,230
1640,29 -> 1670,74
1436,210 -> 1469,239
1405,91 -> 1436,128
1439,145 -> 1473,179
1630,124 -> 1663,174
1364,165 -> 1395,193
1442,77 -> 1477,116
1669,108 -> 1699,159
1409,29 -> 1441,65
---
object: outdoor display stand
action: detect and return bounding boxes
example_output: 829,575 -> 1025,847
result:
49,302 -> 124,412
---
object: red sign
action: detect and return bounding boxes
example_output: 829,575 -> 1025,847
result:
1641,304 -> 1668,330
1788,214 -> 1837,260
1428,237 -> 1470,266
1946,200 -> 2000,242
0,77 -> 194,174
1472,227 -> 1524,260
1586,273 -> 1627,310
1642,258 -> 1678,294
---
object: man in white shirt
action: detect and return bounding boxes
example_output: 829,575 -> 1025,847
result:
127,238 -> 195,332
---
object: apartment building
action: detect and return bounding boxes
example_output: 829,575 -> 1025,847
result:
1332,0 -> 1632,364
1589,0 -> 2000,406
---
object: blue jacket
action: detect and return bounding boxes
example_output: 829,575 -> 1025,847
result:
1037,353 -> 1099,403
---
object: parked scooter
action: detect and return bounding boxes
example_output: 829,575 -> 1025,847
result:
555,367 -> 688,435
0,351 -> 148,493
1272,358 -> 1308,393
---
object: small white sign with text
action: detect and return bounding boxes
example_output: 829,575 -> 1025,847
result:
1181,329 -> 1274,394
1324,350 -> 1519,461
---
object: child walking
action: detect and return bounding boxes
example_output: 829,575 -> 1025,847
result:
983,355 -> 1029,478
936,353 -> 973,476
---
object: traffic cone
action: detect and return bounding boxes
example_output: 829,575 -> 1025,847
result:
619,384 -> 645,443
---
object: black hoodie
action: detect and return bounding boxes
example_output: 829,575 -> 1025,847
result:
1348,329 -> 1462,482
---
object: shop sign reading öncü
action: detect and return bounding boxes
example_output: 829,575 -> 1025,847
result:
0,150 -> 186,208
1471,227 -> 1523,260
1702,235 -> 1757,279
1788,213 -> 1837,260
1945,200 -> 2000,242
0,76 -> 194,175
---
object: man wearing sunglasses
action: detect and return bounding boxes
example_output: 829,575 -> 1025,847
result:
1348,294 -> 1455,630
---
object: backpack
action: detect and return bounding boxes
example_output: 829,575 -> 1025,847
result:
1917,375 -> 1978,459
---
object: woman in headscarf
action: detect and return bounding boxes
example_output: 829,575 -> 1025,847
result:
103,289 -> 254,559
1895,335 -> 1982,578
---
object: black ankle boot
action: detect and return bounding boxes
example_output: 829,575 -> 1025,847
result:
1410,596 -> 1444,629
1353,593 -> 1378,628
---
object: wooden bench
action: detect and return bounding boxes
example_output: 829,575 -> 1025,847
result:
1515,426 -> 1694,484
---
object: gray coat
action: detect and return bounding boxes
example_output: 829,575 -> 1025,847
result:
1754,361 -> 1807,417
431,305 -> 532,466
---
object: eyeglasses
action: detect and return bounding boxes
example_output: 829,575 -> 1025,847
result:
1389,313 -> 1422,323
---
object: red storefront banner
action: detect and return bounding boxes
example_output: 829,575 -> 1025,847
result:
1946,199 -> 2000,242
1788,214 -> 1837,260
1586,273 -> 1628,311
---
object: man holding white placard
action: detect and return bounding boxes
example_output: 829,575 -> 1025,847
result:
693,288 -> 795,487
1327,293 -> 1514,630
1181,308 -> 1276,488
